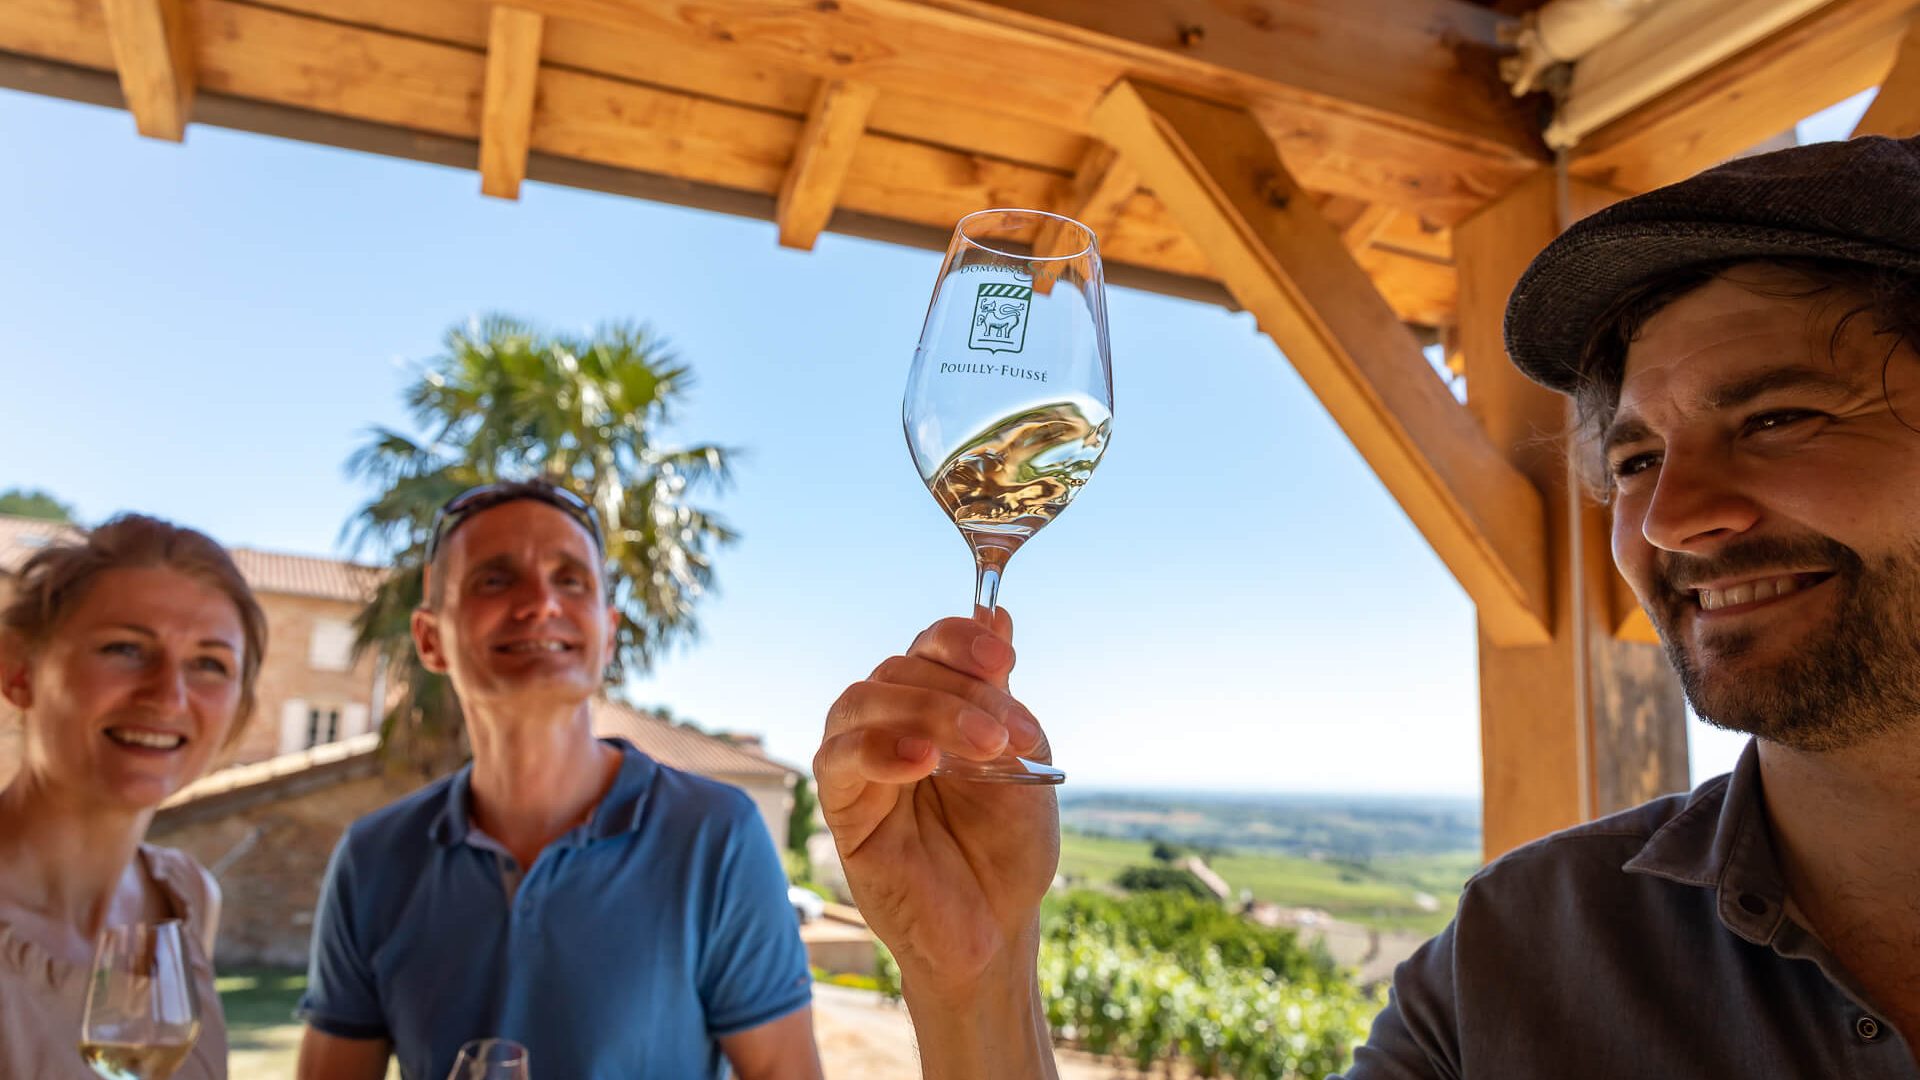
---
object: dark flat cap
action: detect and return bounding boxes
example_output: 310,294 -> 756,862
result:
1504,135 -> 1920,394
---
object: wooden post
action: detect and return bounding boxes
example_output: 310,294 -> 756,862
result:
1455,172 -> 1688,861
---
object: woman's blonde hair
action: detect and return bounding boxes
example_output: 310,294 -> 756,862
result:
1,514 -> 269,741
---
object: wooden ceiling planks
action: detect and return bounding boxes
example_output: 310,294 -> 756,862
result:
0,0 -> 1549,327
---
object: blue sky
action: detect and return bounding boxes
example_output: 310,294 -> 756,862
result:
0,87 -> 1871,796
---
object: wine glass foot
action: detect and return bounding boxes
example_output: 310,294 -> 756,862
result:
932,751 -> 1066,785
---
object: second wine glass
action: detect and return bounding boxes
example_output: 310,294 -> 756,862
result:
79,921 -> 201,1080
447,1038 -> 531,1080
903,207 -> 1113,785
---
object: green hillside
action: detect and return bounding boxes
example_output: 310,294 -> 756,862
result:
1058,830 -> 1476,936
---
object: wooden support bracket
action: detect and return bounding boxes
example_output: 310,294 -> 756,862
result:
1035,141 -> 1139,257
1091,78 -> 1553,646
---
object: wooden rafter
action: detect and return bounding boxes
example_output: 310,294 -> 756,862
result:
1091,78 -> 1552,646
499,0 -> 1544,222
934,0 -> 1534,154
99,0 -> 193,140
776,79 -> 878,251
1853,16 -> 1920,137
479,5 -> 544,200
1035,142 -> 1137,258
1340,204 -> 1396,254
1572,0 -> 1916,193
0,0 -> 1506,323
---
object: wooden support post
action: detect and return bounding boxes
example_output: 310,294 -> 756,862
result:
1091,78 -> 1554,647
1035,142 -> 1138,257
1853,18 -> 1920,137
100,0 -> 194,141
1456,171 -> 1688,862
480,6 -> 545,200
776,79 -> 879,251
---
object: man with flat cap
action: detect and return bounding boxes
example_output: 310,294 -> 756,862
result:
814,133 -> 1920,1077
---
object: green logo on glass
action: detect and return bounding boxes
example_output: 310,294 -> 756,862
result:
968,282 -> 1032,354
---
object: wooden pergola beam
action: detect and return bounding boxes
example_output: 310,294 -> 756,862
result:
100,0 -> 194,140
776,79 -> 878,251
1854,17 -> 1920,137
479,5 -> 544,200
1572,0 -> 1915,193
1092,78 -> 1552,646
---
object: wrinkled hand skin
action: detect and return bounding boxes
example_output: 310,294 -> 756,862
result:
814,608 -> 1060,999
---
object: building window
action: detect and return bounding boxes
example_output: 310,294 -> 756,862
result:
308,618 -> 356,672
306,706 -> 341,749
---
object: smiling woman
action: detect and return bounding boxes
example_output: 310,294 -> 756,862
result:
0,514 -> 268,1079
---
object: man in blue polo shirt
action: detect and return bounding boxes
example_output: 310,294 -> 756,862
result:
295,480 -> 819,1080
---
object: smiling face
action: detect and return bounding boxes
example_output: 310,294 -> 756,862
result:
412,499 -> 616,712
2,566 -> 246,810
1605,265 -> 1920,751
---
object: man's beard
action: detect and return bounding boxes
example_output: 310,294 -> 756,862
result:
1649,536 -> 1920,752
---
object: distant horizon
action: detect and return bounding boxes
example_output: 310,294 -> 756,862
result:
1060,786 -> 1481,806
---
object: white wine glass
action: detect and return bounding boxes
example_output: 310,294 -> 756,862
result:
447,1038 -> 531,1080
903,207 -> 1113,785
79,921 -> 200,1080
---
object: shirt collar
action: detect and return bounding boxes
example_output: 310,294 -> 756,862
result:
427,737 -> 658,848
1622,738 -> 1790,946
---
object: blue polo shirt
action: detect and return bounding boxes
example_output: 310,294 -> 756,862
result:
298,738 -> 812,1080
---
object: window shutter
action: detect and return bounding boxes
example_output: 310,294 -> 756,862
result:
279,699 -> 309,755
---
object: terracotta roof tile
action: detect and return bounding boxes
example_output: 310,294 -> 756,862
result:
0,514 -> 381,603
590,698 -> 797,780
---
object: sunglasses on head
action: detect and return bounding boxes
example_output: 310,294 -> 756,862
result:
425,482 -> 606,563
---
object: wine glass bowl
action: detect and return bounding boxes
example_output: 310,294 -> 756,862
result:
903,208 -> 1114,785
79,921 -> 200,1080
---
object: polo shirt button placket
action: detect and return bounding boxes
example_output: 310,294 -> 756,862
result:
1855,1015 -> 1883,1043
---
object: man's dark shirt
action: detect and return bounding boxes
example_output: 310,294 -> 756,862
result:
1344,741 -> 1919,1078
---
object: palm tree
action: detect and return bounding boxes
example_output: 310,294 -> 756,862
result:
342,314 -> 736,773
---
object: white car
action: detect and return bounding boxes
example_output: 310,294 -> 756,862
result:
789,885 -> 826,924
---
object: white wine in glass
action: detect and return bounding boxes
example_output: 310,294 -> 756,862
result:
448,1037 -> 531,1080
79,921 -> 200,1080
904,207 -> 1113,785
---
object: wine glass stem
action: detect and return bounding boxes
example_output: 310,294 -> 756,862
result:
972,543 -> 1013,616
974,560 -> 1002,614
